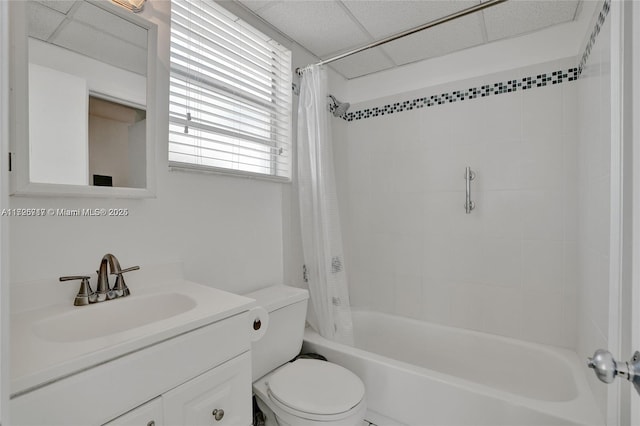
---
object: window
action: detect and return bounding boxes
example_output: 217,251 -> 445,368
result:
169,0 -> 292,181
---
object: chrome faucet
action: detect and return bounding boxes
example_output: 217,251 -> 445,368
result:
60,254 -> 140,306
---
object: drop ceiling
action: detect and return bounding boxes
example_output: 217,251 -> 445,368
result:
234,0 -> 582,79
27,0 -> 147,75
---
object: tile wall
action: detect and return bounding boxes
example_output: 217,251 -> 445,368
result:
335,59 -> 579,349
576,6 -> 612,417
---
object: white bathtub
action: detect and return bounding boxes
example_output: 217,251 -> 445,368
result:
302,310 -> 603,426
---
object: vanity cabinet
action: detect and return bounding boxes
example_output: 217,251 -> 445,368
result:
11,310 -> 252,426
104,398 -> 164,426
104,352 -> 251,426
163,352 -> 251,425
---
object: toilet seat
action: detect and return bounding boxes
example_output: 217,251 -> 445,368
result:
266,359 -> 365,420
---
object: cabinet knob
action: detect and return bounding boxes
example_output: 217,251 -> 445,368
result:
212,408 -> 224,421
147,421 -> 155,426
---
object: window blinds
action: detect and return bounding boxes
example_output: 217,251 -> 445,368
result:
169,0 -> 292,180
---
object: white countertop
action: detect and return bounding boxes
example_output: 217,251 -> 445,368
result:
11,274 -> 254,396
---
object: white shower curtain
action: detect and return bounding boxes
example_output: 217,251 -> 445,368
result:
297,65 -> 354,345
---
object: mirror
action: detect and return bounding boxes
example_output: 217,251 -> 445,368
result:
11,0 -> 157,197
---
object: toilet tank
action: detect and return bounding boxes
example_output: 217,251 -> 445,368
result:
245,285 -> 309,381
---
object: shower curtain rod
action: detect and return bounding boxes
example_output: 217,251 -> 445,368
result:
296,0 -> 508,75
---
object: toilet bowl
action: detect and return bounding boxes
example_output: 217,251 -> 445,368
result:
245,286 -> 366,426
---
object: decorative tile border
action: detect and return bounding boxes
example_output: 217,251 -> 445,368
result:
340,0 -> 610,122
578,0 -> 611,75
342,68 -> 579,121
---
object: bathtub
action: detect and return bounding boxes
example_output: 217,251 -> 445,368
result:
302,310 -> 603,426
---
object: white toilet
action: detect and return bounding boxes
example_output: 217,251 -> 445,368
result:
246,285 -> 366,426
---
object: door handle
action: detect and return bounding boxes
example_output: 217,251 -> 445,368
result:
588,349 -> 640,395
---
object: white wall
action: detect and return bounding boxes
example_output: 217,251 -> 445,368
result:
9,1 -> 284,295
335,58 -> 579,349
576,4 -> 612,418
29,64 -> 89,185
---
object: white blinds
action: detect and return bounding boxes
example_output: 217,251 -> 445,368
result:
169,0 -> 292,180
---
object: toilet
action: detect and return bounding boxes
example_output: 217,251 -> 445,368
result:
246,285 -> 366,426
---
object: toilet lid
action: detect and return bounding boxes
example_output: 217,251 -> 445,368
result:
268,359 -> 364,416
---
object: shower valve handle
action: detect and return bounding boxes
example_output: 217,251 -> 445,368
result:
587,349 -> 640,395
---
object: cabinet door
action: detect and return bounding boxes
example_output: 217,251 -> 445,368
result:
163,352 -> 251,426
103,397 -> 163,426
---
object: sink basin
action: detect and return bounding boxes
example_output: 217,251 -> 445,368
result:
33,293 -> 197,342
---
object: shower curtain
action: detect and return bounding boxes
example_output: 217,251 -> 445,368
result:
297,65 -> 354,345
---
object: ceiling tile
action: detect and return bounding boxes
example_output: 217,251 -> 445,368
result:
483,0 -> 579,41
382,12 -> 485,66
72,1 -> 147,48
27,2 -> 66,41
328,47 -> 395,79
343,0 -> 481,39
255,1 -> 371,57
235,0 -> 280,13
36,0 -> 77,14
54,20 -> 147,75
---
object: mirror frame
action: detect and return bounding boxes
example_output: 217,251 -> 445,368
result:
9,0 -> 157,198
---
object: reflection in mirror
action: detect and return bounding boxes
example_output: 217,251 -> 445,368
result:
25,0 -> 150,190
89,97 -> 146,188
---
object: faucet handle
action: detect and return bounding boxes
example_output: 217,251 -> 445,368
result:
112,265 -> 140,275
60,275 -> 96,306
111,265 -> 139,297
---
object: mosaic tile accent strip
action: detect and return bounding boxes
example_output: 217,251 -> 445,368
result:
339,0 -> 610,122
578,0 -> 611,75
341,68 -> 579,121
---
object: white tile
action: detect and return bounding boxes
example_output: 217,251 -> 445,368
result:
483,190 -> 522,239
392,233 -> 423,277
451,283 -> 485,332
394,274 -> 422,319
482,286 -> 522,338
522,84 -> 563,142
520,137 -> 564,190
522,240 -> 564,293
521,289 -> 568,347
419,103 -> 452,147
592,175 -> 611,252
347,269 -> 372,308
422,144 -> 459,191
479,91 -> 523,142
422,278 -> 452,325
587,252 -> 610,335
390,154 -> 428,194
423,191 -> 455,237
422,235 -> 455,284
481,238 -> 522,288
450,97 -> 492,147
449,237 -> 486,284
385,193 -> 425,236
451,91 -> 521,146
345,129 -> 373,195
368,267 -> 395,314
520,190 -> 564,240
483,140 -> 522,191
